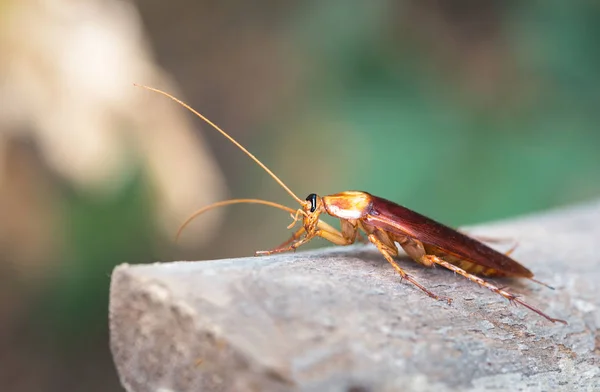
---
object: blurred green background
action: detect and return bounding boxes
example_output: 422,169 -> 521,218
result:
1,1 -> 599,390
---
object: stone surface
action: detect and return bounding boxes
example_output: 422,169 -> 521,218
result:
110,201 -> 600,392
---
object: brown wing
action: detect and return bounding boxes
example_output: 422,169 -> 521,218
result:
363,194 -> 533,277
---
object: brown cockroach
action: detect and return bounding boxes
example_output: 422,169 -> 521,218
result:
137,84 -> 567,325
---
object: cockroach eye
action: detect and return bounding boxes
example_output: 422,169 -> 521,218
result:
306,193 -> 317,213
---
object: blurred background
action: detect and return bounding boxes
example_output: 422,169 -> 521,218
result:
1,1 -> 599,390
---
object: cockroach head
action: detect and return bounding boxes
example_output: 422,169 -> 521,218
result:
305,193 -> 318,213
302,193 -> 324,229
304,193 -> 325,216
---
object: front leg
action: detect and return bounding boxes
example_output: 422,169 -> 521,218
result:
255,219 -> 357,256
257,226 -> 306,255
293,220 -> 360,249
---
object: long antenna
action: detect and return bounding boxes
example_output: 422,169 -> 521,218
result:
135,84 -> 305,205
176,198 -> 303,242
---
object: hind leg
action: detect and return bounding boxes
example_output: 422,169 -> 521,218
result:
397,237 -> 566,324
424,255 -> 566,324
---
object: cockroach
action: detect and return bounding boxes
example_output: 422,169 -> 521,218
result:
137,84 -> 567,325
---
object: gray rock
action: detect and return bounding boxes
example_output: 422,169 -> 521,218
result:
110,201 -> 600,391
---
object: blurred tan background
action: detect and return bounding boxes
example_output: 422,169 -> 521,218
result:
1,1 -> 599,390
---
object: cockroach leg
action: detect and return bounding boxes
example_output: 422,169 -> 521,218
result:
286,209 -> 304,229
315,225 -> 356,246
367,234 -> 452,304
318,220 -> 345,239
258,219 -> 345,255
504,241 -> 519,257
261,226 -> 307,255
423,255 -> 567,324
255,226 -> 311,256
256,220 -> 353,256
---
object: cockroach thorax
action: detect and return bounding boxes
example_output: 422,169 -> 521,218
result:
322,191 -> 373,220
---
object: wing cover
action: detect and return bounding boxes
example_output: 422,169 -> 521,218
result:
364,194 -> 533,277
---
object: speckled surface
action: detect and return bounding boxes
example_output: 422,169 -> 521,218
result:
110,200 -> 600,391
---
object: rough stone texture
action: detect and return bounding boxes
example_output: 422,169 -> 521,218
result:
110,201 -> 600,392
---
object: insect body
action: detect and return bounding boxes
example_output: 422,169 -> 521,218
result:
137,84 -> 566,325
